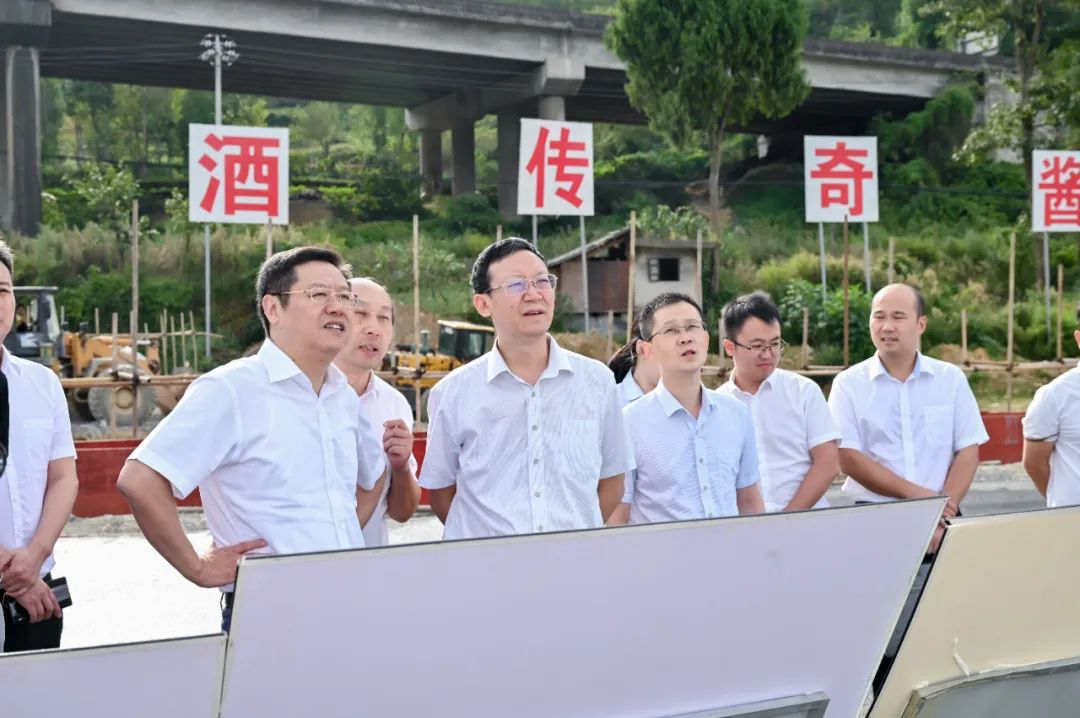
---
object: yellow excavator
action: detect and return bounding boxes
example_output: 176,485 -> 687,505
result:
388,319 -> 494,419
5,286 -> 167,427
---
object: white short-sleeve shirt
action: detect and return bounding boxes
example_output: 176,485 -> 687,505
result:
0,349 -> 77,577
624,382 -> 759,524
616,372 -> 646,407
354,373 -> 417,547
828,353 -> 989,502
130,340 -> 386,576
717,368 -> 839,512
1023,367 -> 1080,507
419,336 -> 634,540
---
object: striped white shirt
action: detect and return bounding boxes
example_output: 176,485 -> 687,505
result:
624,382 -> 759,523
828,353 -> 989,502
355,373 -> 418,547
717,368 -> 839,512
616,372 -> 646,407
420,336 -> 633,540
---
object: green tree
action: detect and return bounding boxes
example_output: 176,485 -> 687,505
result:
298,102 -> 343,158
606,0 -> 810,235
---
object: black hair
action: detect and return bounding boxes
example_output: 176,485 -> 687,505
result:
0,238 -> 13,278
255,246 -> 352,336
721,290 -> 782,340
470,238 -> 546,294
607,313 -> 646,382
639,292 -> 704,340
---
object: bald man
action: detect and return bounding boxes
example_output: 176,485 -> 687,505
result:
334,278 -> 421,546
827,283 -> 987,693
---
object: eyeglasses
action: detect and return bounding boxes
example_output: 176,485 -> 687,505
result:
731,339 -> 787,356
486,274 -> 558,296
270,287 -> 360,308
649,321 -> 707,340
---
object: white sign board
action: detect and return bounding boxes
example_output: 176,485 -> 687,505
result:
221,500 -> 943,718
0,634 -> 225,718
517,118 -> 594,216
188,123 -> 289,224
805,135 -> 879,223
1032,150 -> 1080,232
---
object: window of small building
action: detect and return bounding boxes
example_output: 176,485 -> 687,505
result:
647,257 -> 680,282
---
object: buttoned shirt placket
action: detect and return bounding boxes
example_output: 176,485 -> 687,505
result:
525,382 -> 548,532
692,405 -> 718,518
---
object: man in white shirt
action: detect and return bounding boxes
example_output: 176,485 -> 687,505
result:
608,315 -> 660,408
1023,302 -> 1080,505
620,292 -> 764,524
717,291 -> 840,512
828,283 -> 988,694
333,277 -> 420,547
0,240 -> 79,651
117,247 -> 386,629
420,238 -> 632,540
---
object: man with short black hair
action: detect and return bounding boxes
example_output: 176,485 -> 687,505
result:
420,238 -> 632,539
1023,300 -> 1080,506
0,239 -> 79,652
717,291 -> 840,512
118,246 -> 386,630
620,292 -> 763,523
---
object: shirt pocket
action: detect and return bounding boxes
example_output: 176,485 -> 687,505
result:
923,405 -> 954,448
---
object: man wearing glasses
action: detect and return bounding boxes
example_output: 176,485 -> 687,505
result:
619,292 -> 764,524
717,291 -> 840,513
118,247 -> 386,630
420,238 -> 632,539
0,240 -> 78,651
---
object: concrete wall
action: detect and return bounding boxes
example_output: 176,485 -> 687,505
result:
633,248 -> 698,311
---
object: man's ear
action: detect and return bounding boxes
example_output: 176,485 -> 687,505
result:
916,315 -> 928,335
722,339 -> 735,357
473,293 -> 492,319
262,294 -> 281,328
639,339 -> 657,361
1073,329 -> 1080,350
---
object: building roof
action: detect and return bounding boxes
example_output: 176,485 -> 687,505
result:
547,226 -> 716,267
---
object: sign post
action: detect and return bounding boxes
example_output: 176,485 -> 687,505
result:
1032,150 -> 1080,338
518,119 -> 595,332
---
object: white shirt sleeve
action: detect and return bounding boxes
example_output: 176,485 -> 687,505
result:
736,406 -> 760,490
1024,383 -> 1061,442
620,405 -> 636,504
952,372 -> 990,450
599,376 -> 635,478
46,371 -> 76,461
129,374 -> 240,500
418,382 -> 458,490
356,405 -> 386,491
827,372 -> 862,451
803,381 -> 841,449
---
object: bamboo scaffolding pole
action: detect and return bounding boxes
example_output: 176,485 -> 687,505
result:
627,211 -> 637,327
1057,263 -> 1065,363
842,217 -> 850,367
413,215 -> 422,421
802,307 -> 810,370
1006,232 -> 1016,412
961,309 -> 968,366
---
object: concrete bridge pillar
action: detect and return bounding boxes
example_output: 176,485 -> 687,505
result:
451,121 -> 475,196
497,109 -> 521,218
418,128 -> 443,198
538,95 -> 566,121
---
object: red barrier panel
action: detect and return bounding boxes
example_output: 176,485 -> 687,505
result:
71,418 -> 1026,519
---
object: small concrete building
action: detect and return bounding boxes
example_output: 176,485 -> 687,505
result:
548,226 -> 715,333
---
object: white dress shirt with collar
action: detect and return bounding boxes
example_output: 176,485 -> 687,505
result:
717,368 -> 839,512
624,381 -> 759,524
355,373 -> 417,547
0,349 -> 77,577
828,352 -> 989,503
616,372 -> 646,407
1023,366 -> 1080,507
420,336 -> 633,540
130,340 -> 386,570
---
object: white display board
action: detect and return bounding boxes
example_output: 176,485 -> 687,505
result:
221,500 -> 943,718
188,123 -> 289,224
805,135 -> 879,223
517,118 -> 595,216
0,634 -> 225,718
1032,149 -> 1080,232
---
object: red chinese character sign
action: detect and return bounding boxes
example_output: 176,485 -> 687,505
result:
804,136 -> 879,223
1033,150 -> 1080,232
188,124 -> 289,224
517,119 -> 594,216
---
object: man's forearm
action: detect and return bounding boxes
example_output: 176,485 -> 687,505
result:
737,484 -> 765,514
941,444 -> 980,507
386,465 -> 421,523
429,486 -> 456,524
598,475 -> 625,522
117,464 -> 201,583
1026,461 -> 1051,496
785,450 -> 839,511
839,449 -> 932,499
28,458 -> 79,566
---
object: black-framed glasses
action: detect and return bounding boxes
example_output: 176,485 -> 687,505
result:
731,338 -> 787,356
270,287 -> 360,308
485,274 -> 558,296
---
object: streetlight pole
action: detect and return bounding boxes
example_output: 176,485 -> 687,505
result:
198,34 -> 238,360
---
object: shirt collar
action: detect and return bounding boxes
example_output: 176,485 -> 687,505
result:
485,335 -> 572,383
655,379 -> 714,418
620,372 -> 645,400
724,370 -> 774,396
0,347 -> 21,377
258,339 -> 346,391
869,351 -> 932,382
